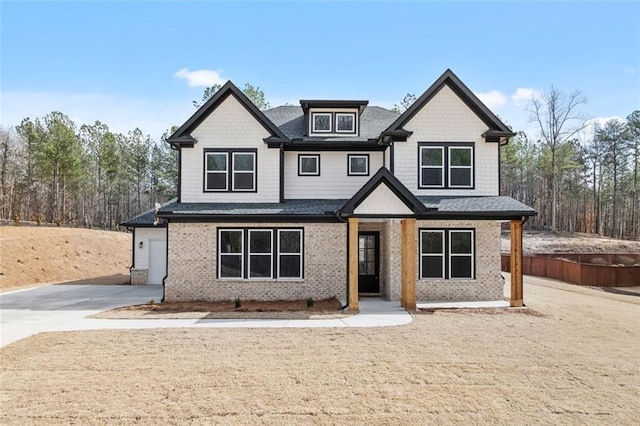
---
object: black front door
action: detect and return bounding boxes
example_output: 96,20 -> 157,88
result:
358,232 -> 380,293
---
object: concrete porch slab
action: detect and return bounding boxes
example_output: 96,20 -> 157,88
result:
417,300 -> 510,309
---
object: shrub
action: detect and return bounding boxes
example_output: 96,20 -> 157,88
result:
306,297 -> 314,308
234,297 -> 241,309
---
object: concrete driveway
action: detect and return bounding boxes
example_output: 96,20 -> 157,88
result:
0,284 -> 162,347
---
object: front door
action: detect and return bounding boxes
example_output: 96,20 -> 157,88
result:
358,232 -> 380,293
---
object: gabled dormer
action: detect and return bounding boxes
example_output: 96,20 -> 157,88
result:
300,100 -> 368,137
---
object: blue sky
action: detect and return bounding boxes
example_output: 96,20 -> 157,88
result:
2,1 -> 639,142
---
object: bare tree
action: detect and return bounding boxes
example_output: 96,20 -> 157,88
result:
527,87 -> 588,231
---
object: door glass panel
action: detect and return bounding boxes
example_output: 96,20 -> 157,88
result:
358,235 -> 376,276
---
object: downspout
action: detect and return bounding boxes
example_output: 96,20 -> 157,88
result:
335,211 -> 350,310
279,143 -> 285,203
161,222 -> 168,303
498,138 -> 509,195
128,226 -> 134,285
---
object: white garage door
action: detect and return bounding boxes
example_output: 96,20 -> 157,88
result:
148,239 -> 167,284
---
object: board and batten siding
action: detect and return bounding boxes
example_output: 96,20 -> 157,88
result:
180,95 -> 280,203
284,151 -> 384,199
133,227 -> 166,269
393,84 -> 500,196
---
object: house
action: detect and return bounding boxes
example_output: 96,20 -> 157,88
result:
123,69 -> 535,311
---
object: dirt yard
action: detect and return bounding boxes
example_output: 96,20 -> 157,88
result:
0,225 -> 131,292
502,230 -> 640,255
1,279 -> 638,424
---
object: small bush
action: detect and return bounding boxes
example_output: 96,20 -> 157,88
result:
306,297 -> 314,308
148,299 -> 155,306
12,215 -> 20,225
234,297 -> 241,309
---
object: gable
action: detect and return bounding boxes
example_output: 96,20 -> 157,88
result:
403,84 -> 488,140
190,93 -> 271,143
166,81 -> 288,147
340,167 -> 427,216
353,183 -> 413,215
385,69 -> 514,138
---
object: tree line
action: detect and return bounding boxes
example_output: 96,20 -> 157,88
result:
0,115 -> 178,229
501,107 -> 639,240
1,83 -> 638,241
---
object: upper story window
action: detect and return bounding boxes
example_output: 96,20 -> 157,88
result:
309,110 -> 358,136
298,154 -> 320,176
312,113 -> 332,133
204,149 -> 256,192
336,113 -> 355,133
348,154 -> 369,176
419,143 -> 474,189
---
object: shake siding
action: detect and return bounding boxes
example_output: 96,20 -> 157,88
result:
393,85 -> 499,196
180,95 -> 280,203
284,151 -> 384,199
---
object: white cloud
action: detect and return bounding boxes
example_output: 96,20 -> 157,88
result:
623,67 -> 636,75
511,87 -> 541,107
1,90 -> 194,142
174,68 -> 226,87
474,90 -> 507,108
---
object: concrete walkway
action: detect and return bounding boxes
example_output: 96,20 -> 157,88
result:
0,285 -> 412,347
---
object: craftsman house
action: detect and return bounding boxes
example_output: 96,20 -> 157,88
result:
123,69 -> 534,311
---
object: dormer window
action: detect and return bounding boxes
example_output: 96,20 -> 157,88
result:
301,100 -> 368,137
336,113 -> 355,133
312,113 -> 332,133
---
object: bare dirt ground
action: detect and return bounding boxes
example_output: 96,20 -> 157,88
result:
93,298 -> 348,320
1,279 -> 639,425
502,230 -> 640,255
0,225 -> 131,292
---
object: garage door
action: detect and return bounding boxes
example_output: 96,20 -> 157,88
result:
148,239 -> 167,284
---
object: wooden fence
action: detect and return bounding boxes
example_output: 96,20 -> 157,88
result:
501,254 -> 640,287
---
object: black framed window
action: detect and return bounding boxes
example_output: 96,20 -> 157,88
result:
419,143 -> 474,189
420,229 -> 474,279
204,149 -> 256,192
298,154 -> 320,176
278,229 -> 303,278
217,228 -> 304,280
219,229 -> 243,278
348,154 -> 369,176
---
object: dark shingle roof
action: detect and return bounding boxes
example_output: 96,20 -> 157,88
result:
157,196 -> 535,220
263,106 -> 399,141
418,196 -> 536,216
159,199 -> 347,216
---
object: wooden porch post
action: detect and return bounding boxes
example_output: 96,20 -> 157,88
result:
510,219 -> 523,307
401,218 -> 417,311
348,217 -> 359,312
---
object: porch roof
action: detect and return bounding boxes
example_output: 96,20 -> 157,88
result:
156,196 -> 535,221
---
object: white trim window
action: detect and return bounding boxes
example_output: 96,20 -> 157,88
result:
218,228 -> 304,280
449,230 -> 474,278
248,230 -> 273,278
419,144 -> 474,189
218,229 -> 243,278
299,154 -> 320,176
232,152 -> 256,191
348,154 -> 369,176
205,152 -> 228,191
205,150 -> 256,192
419,146 -> 444,188
420,229 -> 475,279
336,113 -> 355,133
277,229 -> 303,279
312,113 -> 332,133
448,147 -> 473,188
419,230 -> 445,278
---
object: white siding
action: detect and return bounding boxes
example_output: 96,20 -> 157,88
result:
354,184 -> 412,215
393,85 -> 499,196
180,95 -> 280,203
134,227 -> 166,269
284,151 -> 384,199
